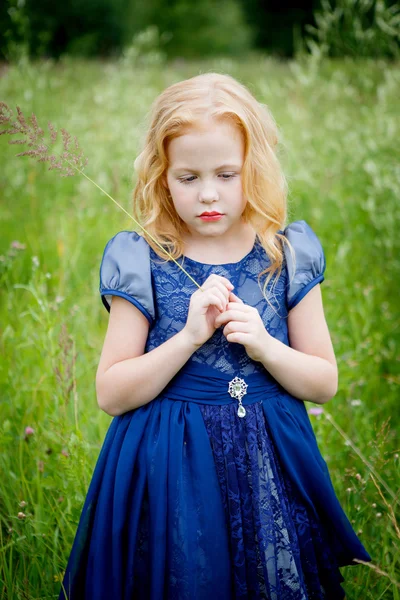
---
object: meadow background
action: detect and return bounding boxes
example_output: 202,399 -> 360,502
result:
0,3 -> 400,598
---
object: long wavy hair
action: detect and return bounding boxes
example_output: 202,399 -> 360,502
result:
132,72 -> 295,309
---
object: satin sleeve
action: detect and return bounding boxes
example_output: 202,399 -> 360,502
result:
99,230 -> 155,325
282,220 -> 326,311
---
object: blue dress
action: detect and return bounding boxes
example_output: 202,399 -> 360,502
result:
59,220 -> 371,600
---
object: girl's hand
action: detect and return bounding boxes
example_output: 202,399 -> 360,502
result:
214,292 -> 271,363
182,274 -> 234,348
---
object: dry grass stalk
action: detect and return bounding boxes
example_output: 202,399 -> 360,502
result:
0,102 -> 88,177
0,102 -> 202,290
323,411 -> 398,506
324,417 -> 400,589
350,473 -> 400,589
370,473 -> 400,539
352,557 -> 400,589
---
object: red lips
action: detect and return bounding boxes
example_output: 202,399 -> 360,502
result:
199,211 -> 223,216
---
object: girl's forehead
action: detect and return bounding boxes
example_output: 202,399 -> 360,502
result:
180,118 -> 239,137
167,121 -> 244,167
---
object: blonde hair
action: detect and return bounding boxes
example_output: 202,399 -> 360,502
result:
132,71 -> 295,310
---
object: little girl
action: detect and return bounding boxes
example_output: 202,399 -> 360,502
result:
59,72 -> 371,600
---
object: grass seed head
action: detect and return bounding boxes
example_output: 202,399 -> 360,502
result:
0,102 -> 88,177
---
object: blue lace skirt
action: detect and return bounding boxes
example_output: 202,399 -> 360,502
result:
58,364 -> 371,600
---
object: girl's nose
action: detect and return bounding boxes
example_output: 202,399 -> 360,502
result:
199,187 -> 219,202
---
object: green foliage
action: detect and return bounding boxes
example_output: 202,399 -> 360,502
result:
0,54 -> 399,597
0,0 -> 150,60
305,0 -> 400,59
0,0 -> 253,61
120,25 -> 170,67
151,0 -> 254,58
1,0 -> 31,63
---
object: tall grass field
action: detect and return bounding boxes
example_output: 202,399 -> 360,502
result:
0,53 -> 399,599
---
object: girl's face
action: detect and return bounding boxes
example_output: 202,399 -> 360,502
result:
165,119 -> 246,239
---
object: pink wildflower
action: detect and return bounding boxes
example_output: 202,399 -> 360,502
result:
11,240 -> 26,250
309,407 -> 324,416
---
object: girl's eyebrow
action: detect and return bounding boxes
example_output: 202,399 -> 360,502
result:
171,163 -> 242,173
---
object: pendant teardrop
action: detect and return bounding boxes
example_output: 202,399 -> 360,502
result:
237,404 -> 246,418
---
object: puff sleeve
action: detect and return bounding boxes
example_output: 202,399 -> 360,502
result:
99,230 -> 155,325
282,220 -> 326,311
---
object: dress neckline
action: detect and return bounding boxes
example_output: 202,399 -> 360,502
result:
180,235 -> 259,267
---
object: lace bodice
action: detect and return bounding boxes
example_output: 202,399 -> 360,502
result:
99,220 -> 326,376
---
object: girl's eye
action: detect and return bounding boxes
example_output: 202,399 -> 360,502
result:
179,174 -> 235,184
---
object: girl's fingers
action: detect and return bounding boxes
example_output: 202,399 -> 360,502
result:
201,281 -> 231,303
210,274 -> 234,290
214,310 -> 248,327
207,293 -> 225,312
204,274 -> 234,293
216,310 -> 248,325
213,282 -> 231,304
229,291 -> 244,303
223,321 -> 249,333
214,288 -> 228,310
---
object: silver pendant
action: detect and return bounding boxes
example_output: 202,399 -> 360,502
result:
228,376 -> 248,418
237,403 -> 246,418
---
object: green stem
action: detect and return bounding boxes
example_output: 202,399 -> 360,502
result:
64,159 -> 203,290
324,411 -> 399,506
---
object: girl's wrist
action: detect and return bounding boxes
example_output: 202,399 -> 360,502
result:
178,327 -> 203,352
258,331 -> 278,367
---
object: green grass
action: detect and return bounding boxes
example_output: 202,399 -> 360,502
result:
0,53 -> 399,599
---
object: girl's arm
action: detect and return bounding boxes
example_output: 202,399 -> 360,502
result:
260,284 -> 338,405
96,296 -> 198,417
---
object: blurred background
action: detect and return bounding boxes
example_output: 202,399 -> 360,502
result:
1,0 -> 400,61
0,1 -> 399,599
